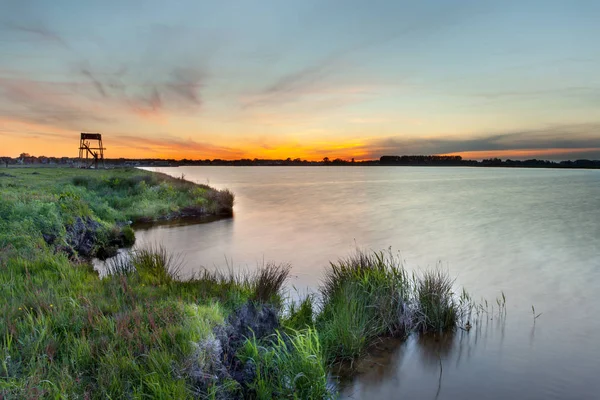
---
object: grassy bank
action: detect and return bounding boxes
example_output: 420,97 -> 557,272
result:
0,168 -> 234,260
1,168 -> 479,399
0,168 -> 327,399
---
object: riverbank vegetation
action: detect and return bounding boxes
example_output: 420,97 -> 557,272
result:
1,168 -> 479,399
0,168 -> 233,260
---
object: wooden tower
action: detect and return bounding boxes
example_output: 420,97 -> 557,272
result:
78,133 -> 106,169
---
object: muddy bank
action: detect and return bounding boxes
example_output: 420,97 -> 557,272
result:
190,302 -> 280,398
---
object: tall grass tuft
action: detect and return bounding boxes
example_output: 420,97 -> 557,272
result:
251,262 -> 291,303
318,250 -> 410,363
239,328 -> 331,399
414,269 -> 457,332
105,252 -> 135,276
317,250 -> 480,365
282,294 -> 315,331
179,262 -> 291,309
132,244 -> 183,284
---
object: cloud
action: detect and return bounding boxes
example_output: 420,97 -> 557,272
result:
167,68 -> 204,105
466,87 -> 600,105
0,77 -> 113,129
264,63 -> 331,97
240,56 -> 380,116
241,59 -> 340,108
0,117 -> 73,140
3,21 -> 70,49
77,65 -> 205,118
110,134 -> 244,159
129,88 -> 163,119
80,68 -> 108,97
361,123 -> 600,160
0,62 -> 206,131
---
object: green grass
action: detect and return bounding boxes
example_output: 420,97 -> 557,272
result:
316,250 -> 410,363
282,294 -> 315,331
0,167 -> 483,398
414,269 -> 457,332
314,250 -> 471,365
0,249 -> 227,398
0,245 -> 297,398
0,167 -> 234,258
239,328 -> 330,400
0,168 -> 249,398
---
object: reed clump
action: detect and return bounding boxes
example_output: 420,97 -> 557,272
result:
310,249 -> 473,364
238,328 -> 331,400
414,269 -> 457,332
317,250 -> 409,362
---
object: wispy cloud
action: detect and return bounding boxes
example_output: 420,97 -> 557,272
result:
361,123 -> 600,160
3,21 -> 70,49
466,87 -> 600,105
76,65 -> 205,118
80,68 -> 108,98
166,68 -> 204,105
0,77 -> 113,129
110,134 -> 244,159
240,58 -> 342,108
0,63 -> 206,130
0,117 -> 73,140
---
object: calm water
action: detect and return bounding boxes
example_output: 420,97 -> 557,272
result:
136,166 -> 600,399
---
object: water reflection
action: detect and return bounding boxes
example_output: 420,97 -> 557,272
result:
339,314 -> 511,400
94,217 -> 234,277
133,215 -> 232,231
134,217 -> 235,277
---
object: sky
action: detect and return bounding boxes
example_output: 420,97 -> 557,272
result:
1,0 -> 599,161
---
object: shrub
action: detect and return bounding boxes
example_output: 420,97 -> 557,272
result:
206,189 -> 235,215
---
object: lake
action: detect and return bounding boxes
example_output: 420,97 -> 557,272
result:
135,166 -> 599,399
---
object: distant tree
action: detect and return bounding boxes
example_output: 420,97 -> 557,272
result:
322,157 -> 330,164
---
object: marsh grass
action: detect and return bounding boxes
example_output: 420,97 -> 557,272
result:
133,244 -> 184,284
205,188 -> 235,216
185,262 -> 291,308
2,242 -> 496,398
1,167 -> 503,398
0,250 -> 233,398
282,293 -> 315,331
251,262 -> 291,303
316,249 -> 491,366
0,241 -> 299,399
0,168 -> 234,258
105,252 -> 135,276
239,328 -> 330,399
317,250 -> 410,363
413,269 -> 457,332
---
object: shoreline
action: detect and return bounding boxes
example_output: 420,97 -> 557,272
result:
1,167 -> 480,399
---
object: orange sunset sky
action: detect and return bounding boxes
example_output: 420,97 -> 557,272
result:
1,0 -> 599,161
